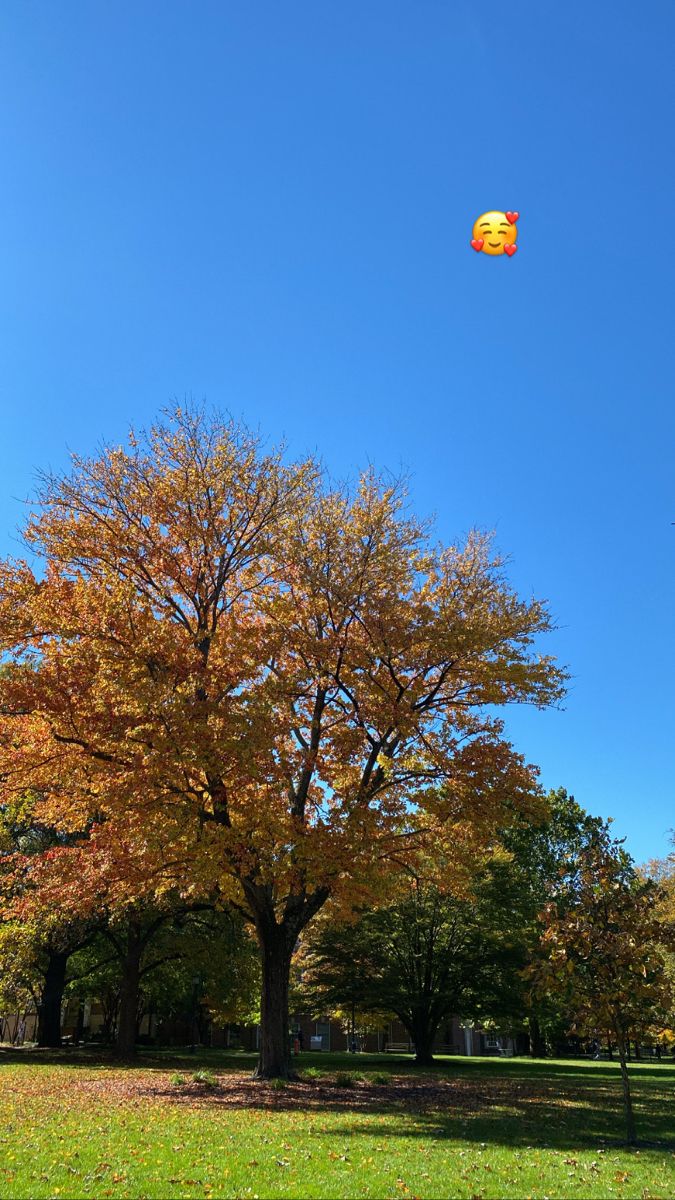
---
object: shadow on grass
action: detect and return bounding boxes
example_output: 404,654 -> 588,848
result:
2,1045 -> 674,1079
152,1082 -> 674,1152
156,1048 -> 675,1084
2,1046 -> 673,1153
0,1045 -> 178,1072
141,1068 -> 674,1153
0,1045 -> 265,1077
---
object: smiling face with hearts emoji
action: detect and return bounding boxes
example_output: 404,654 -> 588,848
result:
471,210 -> 518,256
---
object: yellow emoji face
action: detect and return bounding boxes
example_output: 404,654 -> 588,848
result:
471,211 -> 519,256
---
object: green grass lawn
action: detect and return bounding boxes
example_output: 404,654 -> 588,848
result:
0,1049 -> 673,1199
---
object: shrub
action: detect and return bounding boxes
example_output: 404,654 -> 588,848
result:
170,1073 -> 186,1086
270,1076 -> 287,1090
301,1067 -> 324,1082
370,1071 -> 392,1085
192,1069 -> 218,1087
333,1070 -> 364,1088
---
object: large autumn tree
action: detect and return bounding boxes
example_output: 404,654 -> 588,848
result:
0,409 -> 566,1076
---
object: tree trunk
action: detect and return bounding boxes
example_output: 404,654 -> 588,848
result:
615,1030 -> 637,1145
255,927 -> 294,1078
529,1014 -> 546,1058
413,1033 -> 435,1067
37,950 -> 68,1047
244,879 -> 329,1080
116,926 -> 142,1058
74,999 -> 85,1045
407,1014 -> 437,1066
101,989 -> 119,1045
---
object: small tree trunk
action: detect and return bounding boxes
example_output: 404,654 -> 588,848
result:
37,951 -> 68,1048
615,1030 -> 637,1145
255,927 -> 293,1078
116,926 -> 142,1058
529,1014 -> 546,1058
101,989 -> 119,1045
74,999 -> 85,1045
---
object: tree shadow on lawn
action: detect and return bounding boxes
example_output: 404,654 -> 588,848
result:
451,1057 -> 675,1084
0,1045 -> 258,1073
0,1047 -> 156,1071
144,1072 -> 675,1153
2,1045 -> 674,1090
1,1050 -> 672,1152
6,1046 -> 672,1084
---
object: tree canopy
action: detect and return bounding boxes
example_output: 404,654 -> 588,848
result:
0,408 -> 567,1075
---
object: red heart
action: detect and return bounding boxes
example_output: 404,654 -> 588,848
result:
505,211 -> 519,224
504,243 -> 517,257
470,238 -> 484,252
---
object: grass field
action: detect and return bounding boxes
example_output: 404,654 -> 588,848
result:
0,1049 -> 673,1198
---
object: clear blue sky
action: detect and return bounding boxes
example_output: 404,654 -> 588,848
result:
1,1 -> 673,862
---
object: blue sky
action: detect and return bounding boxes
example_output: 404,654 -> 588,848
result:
1,1 -> 673,862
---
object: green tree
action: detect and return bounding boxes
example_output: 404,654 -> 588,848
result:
299,861 -> 530,1066
500,788 -> 606,1056
67,906 -> 259,1050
